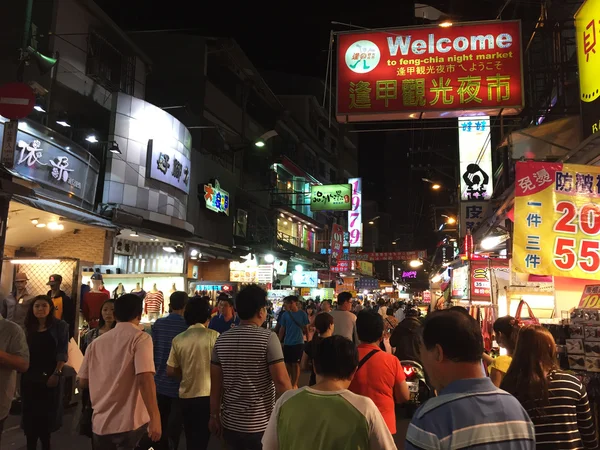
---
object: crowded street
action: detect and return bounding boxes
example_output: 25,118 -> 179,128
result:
1,0 -> 600,449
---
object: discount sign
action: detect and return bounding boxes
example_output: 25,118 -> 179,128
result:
513,162 -> 600,280
579,285 -> 600,309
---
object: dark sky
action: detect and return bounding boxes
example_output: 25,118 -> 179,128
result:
96,0 -> 509,249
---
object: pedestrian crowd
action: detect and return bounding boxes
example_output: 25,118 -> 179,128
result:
1,283 -> 598,450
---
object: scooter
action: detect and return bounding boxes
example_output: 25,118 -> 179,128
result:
400,360 -> 433,415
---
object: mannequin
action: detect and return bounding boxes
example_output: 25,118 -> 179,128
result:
144,283 -> 164,322
131,282 -> 146,299
170,283 -> 177,294
113,283 -> 126,299
47,274 -> 75,337
82,273 -> 110,328
1,272 -> 33,327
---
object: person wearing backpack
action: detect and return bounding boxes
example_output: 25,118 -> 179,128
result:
277,296 -> 309,389
349,310 -> 410,437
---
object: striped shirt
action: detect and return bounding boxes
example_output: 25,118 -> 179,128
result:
152,313 -> 188,398
144,291 -> 164,314
405,377 -> 535,450
211,325 -> 284,433
519,370 -> 598,450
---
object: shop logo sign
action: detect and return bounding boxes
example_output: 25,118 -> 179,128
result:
345,40 -> 380,74
204,179 -> 229,215
16,139 -> 81,189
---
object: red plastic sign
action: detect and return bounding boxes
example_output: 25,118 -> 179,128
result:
336,21 -> 524,122
0,83 -> 35,119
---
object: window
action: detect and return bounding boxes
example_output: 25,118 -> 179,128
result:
86,31 -> 135,95
319,161 -> 326,177
329,168 -> 337,182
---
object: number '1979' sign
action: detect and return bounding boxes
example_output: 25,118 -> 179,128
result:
348,178 -> 362,248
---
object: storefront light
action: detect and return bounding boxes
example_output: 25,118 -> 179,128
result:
47,222 -> 64,230
56,120 -> 71,127
264,254 -> 275,263
34,105 -> 46,113
431,274 -> 442,283
85,135 -> 98,143
10,259 -> 60,264
295,264 -> 303,272
190,249 -> 199,257
35,223 -> 46,228
163,246 -> 177,253
31,219 -> 39,225
481,234 -> 509,250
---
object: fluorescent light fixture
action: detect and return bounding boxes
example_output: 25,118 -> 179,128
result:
36,223 -> 46,228
264,254 -> 275,263
47,222 -> 64,230
481,234 -> 509,250
34,105 -> 46,112
31,219 -> 39,224
10,259 -> 60,264
56,120 -> 70,127
86,135 -> 98,143
130,231 -> 138,237
163,246 -> 176,253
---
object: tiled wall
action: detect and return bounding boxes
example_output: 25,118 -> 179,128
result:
104,93 -> 193,232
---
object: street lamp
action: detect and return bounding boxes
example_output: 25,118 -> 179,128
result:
422,178 -> 441,190
441,214 -> 456,225
368,215 -> 380,225
409,259 -> 424,268
255,130 -> 278,148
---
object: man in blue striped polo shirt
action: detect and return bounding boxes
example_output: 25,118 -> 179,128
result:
152,291 -> 189,450
405,310 -> 535,450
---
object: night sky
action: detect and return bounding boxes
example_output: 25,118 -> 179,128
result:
96,0 -> 511,250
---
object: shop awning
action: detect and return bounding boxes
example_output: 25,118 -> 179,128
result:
12,195 -> 117,230
506,116 -> 581,160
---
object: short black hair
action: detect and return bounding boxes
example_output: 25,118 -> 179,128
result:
314,336 -> 358,380
170,291 -> 188,311
314,312 -> 334,335
218,296 -> 234,307
235,285 -> 267,320
356,310 -> 384,343
337,292 -> 352,305
184,297 -> 211,326
423,310 -> 483,363
283,295 -> 298,304
114,294 -> 143,322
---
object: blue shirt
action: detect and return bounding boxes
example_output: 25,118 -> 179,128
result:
405,377 -> 535,450
280,310 -> 309,346
152,313 -> 188,398
208,314 -> 240,334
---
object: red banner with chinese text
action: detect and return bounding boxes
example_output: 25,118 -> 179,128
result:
337,21 -> 523,120
340,250 -> 427,261
330,224 -> 344,266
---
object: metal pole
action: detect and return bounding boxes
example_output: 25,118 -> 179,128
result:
17,0 -> 34,81
0,194 -> 11,282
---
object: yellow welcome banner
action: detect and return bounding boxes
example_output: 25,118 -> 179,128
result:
513,162 -> 600,280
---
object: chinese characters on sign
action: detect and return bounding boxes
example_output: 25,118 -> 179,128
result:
579,285 -> 600,308
340,250 -> 427,261
460,201 -> 489,238
330,223 -> 344,266
576,0 -> 600,138
16,138 -> 81,189
1,120 -> 18,168
458,116 -> 493,201
147,139 -> 191,194
513,161 -> 600,281
348,178 -> 363,248
337,21 -> 524,121
310,184 -> 352,211
204,179 -> 230,216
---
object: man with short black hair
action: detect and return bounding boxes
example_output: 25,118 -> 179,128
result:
210,285 -> 291,450
167,296 -> 218,449
152,291 -> 188,450
208,295 -> 240,334
390,307 -> 422,364
263,335 -> 395,450
350,310 -> 409,436
278,296 -> 309,389
78,294 -> 161,450
405,310 -> 535,450
329,292 -> 358,343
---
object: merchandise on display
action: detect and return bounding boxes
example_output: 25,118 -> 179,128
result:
567,308 -> 600,374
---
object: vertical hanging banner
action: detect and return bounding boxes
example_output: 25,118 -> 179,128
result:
330,223 -> 344,266
575,0 -> 600,139
458,116 -> 493,201
336,21 -> 524,123
348,177 -> 363,248
513,161 -> 600,280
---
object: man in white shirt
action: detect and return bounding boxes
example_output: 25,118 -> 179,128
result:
329,292 -> 358,344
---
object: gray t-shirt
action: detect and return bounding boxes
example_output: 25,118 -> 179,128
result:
329,309 -> 358,343
0,316 -> 29,420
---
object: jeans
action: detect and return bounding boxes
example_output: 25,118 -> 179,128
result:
156,393 -> 182,450
223,428 -> 264,450
180,397 -> 210,450
93,424 -> 147,450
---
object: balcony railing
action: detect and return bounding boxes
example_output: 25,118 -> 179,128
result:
277,230 -> 316,253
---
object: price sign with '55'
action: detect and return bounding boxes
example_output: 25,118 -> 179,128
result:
514,162 -> 600,280
579,285 -> 600,309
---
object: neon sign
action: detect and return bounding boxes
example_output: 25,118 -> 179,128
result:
204,179 -> 230,215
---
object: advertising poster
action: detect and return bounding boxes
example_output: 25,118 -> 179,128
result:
330,223 -> 344,265
458,116 -> 493,201
310,184 -> 352,211
513,161 -> 600,280
337,21 -> 524,121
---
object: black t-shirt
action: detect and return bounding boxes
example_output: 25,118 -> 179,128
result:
304,338 -> 320,386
